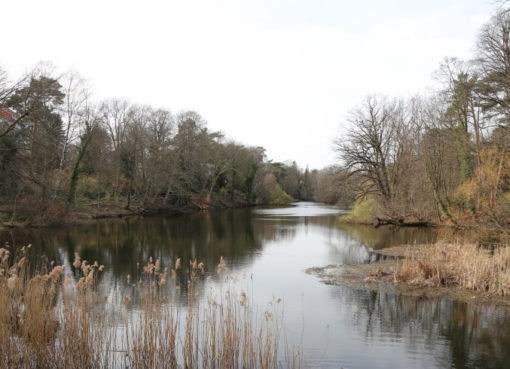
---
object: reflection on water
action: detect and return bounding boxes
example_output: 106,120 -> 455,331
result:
338,223 -> 438,249
1,202 -> 509,369
329,287 -> 510,369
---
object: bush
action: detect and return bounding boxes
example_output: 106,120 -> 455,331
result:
77,175 -> 106,200
253,173 -> 293,205
271,187 -> 293,205
13,198 -> 67,226
341,197 -> 377,224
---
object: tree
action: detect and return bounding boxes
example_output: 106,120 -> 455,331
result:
477,8 -> 510,122
171,111 -> 211,202
280,161 -> 300,199
336,95 -> 404,203
144,108 -> 175,203
252,169 -> 292,205
313,166 -> 354,205
99,99 -> 131,201
67,103 -> 101,205
0,66 -> 29,139
7,74 -> 65,199
55,71 -> 91,198
436,58 -> 483,172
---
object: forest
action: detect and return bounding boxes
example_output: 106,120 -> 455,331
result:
0,6 -> 509,242
335,7 -> 510,241
0,65 -> 321,226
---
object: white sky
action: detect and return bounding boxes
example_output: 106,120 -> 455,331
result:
1,0 -> 495,169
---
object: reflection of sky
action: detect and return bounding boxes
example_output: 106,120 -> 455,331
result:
2,202 -> 509,368
225,203 -> 510,369
222,217 -> 433,369
254,201 -> 347,217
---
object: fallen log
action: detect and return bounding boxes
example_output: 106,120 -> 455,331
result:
375,217 -> 430,227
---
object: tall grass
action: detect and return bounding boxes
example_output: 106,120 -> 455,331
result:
0,247 -> 302,369
396,242 -> 510,296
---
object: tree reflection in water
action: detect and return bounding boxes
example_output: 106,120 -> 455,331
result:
330,286 -> 510,369
0,203 -> 509,368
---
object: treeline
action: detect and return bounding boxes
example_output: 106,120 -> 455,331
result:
336,6 -> 510,239
0,65 -> 316,225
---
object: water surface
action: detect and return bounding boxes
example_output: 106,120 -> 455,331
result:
1,202 -> 509,369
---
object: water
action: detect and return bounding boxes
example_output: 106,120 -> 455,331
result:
1,202 -> 509,369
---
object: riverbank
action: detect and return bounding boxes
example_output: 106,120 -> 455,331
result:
338,218 -> 435,227
306,243 -> 510,307
0,195 -> 255,231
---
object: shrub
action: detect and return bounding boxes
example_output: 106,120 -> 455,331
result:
341,198 -> 377,224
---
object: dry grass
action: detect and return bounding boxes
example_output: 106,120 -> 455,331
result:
0,247 -> 302,369
395,242 -> 510,296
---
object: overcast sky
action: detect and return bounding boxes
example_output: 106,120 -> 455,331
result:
2,0 -> 495,169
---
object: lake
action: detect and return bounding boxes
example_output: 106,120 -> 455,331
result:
1,202 -> 509,369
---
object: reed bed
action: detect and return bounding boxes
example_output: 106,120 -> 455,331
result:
395,242 -> 510,296
0,246 -> 302,369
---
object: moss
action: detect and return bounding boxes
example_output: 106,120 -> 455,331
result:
341,198 -> 377,224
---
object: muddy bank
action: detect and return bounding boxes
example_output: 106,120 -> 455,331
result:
0,196 -> 255,231
306,244 -> 510,307
73,196 -> 254,220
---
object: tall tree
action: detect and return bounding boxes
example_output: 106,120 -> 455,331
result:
7,75 -> 65,199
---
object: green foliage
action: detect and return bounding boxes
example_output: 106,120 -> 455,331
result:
341,198 -> 377,224
273,162 -> 315,201
253,171 -> 293,205
77,176 -> 105,200
270,187 -> 293,205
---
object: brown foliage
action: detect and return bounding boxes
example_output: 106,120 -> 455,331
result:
0,249 -> 301,369
396,242 -> 510,296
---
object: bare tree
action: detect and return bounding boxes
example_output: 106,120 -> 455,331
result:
99,99 -> 132,200
67,103 -> 101,205
58,71 -> 91,170
336,95 -> 402,202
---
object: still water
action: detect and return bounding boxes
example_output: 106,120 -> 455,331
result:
1,202 -> 509,369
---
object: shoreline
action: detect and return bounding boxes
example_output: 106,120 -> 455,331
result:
337,217 -> 442,228
0,196 -> 256,232
306,244 -> 510,308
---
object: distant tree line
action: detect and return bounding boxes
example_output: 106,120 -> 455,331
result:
335,6 -> 510,238
0,65 -> 318,224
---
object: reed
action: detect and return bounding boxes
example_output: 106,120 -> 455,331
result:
0,247 -> 302,369
395,242 -> 510,296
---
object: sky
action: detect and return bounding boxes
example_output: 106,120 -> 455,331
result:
1,0 -> 496,169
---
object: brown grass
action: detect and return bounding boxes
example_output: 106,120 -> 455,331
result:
395,242 -> 510,296
0,247 -> 302,369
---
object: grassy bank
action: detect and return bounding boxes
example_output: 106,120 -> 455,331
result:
339,198 -> 433,227
0,248 -> 302,369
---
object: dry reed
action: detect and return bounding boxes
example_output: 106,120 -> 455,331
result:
396,242 -> 510,296
0,247 -> 302,369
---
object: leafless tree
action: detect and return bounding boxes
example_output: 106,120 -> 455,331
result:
336,95 -> 404,202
